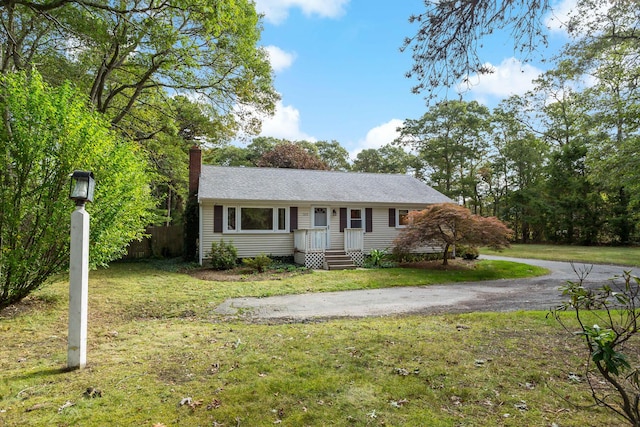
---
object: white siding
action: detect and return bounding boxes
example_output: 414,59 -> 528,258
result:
200,200 -> 295,259
363,207 -> 442,255
199,201 -> 442,262
298,207 -> 311,229
363,207 -> 398,252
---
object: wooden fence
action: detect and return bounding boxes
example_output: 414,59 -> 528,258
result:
123,225 -> 184,259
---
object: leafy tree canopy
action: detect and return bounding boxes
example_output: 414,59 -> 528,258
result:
0,0 -> 278,136
0,70 -> 155,309
257,141 -> 328,170
0,0 -> 278,225
393,203 -> 512,265
352,144 -> 416,174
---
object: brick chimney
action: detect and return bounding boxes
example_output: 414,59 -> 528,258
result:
188,145 -> 202,198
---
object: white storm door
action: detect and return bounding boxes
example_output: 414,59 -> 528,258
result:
312,207 -> 330,249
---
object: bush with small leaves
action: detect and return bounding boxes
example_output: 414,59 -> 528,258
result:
242,254 -> 272,273
550,267 -> 640,426
208,240 -> 237,270
456,245 -> 479,260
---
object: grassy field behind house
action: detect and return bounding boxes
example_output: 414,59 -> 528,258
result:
482,243 -> 640,267
1,255 -> 635,426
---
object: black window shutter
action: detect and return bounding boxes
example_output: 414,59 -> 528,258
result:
366,208 -> 373,233
389,208 -> 396,227
214,205 -> 223,233
290,207 -> 298,232
340,208 -> 347,232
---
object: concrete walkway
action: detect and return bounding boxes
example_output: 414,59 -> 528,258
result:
213,256 -> 637,322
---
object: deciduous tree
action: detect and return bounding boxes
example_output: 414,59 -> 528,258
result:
314,140 -> 351,171
0,0 -> 278,228
402,0 -> 550,98
257,142 -> 328,170
551,269 -> 640,426
0,0 -> 278,134
393,203 -> 512,265
396,100 -> 491,205
352,144 -> 416,174
0,71 -> 155,309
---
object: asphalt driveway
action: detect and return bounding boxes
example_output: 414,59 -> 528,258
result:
213,256 -> 637,322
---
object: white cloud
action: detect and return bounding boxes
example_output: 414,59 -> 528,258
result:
349,119 -> 404,159
464,57 -> 543,101
264,45 -> 296,73
546,0 -> 576,33
546,0 -> 612,36
255,0 -> 349,25
258,100 -> 316,141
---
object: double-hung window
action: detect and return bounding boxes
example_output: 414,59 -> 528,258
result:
348,208 -> 363,229
225,206 -> 288,233
397,209 -> 411,227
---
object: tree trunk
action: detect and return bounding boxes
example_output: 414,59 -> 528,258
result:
442,243 -> 450,265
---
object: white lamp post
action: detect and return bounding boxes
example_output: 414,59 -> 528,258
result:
68,171 -> 95,369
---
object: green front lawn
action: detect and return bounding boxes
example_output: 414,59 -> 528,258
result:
0,261 -> 628,426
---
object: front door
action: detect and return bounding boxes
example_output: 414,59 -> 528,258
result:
313,207 -> 330,249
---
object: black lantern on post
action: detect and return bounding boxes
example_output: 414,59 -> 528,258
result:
67,170 -> 95,369
69,171 -> 95,205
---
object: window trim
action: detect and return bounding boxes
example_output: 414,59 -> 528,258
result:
396,208 -> 414,228
223,205 -> 289,234
347,207 -> 364,230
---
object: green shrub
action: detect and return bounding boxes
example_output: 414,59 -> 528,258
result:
368,248 -> 387,266
365,248 -> 396,268
390,250 -> 442,263
457,245 -> 479,260
242,253 -> 272,273
208,240 -> 237,270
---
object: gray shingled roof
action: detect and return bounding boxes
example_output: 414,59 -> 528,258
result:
199,166 -> 452,205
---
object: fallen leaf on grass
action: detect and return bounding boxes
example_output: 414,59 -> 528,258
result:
390,399 -> 409,408
480,398 -> 494,407
58,401 -> 74,413
393,367 -> 419,376
207,399 -> 222,410
25,403 -> 48,412
179,397 -> 202,410
568,373 -> 582,382
514,401 -> 528,411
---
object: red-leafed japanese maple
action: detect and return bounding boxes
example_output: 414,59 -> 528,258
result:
393,203 -> 513,265
257,142 -> 328,170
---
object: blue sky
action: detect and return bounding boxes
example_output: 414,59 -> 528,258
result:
250,0 -> 575,158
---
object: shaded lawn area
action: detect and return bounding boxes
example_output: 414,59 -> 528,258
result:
0,261 -> 631,426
